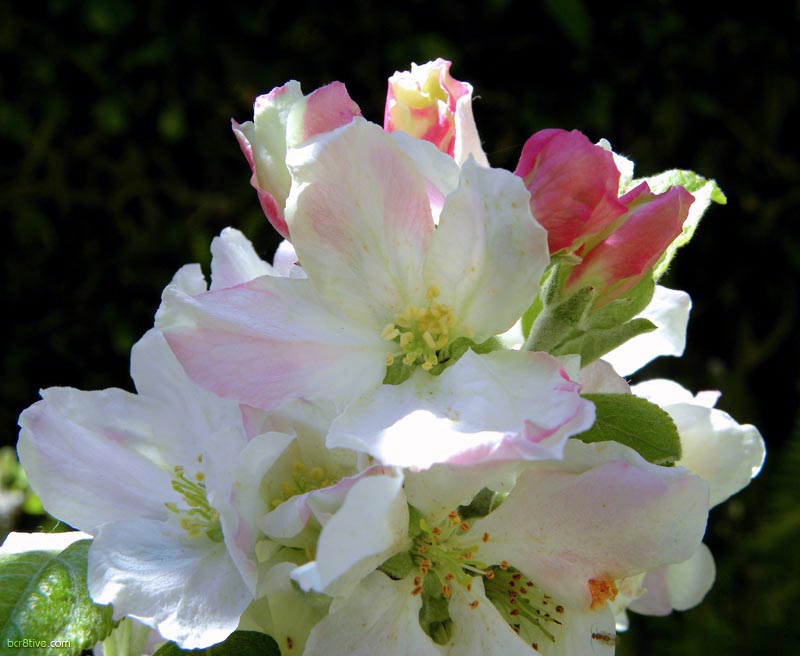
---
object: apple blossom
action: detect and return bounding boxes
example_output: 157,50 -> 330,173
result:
625,379 -> 765,617
159,118 -> 552,417
232,81 -> 361,239
17,329 -> 263,648
385,58 -> 488,167
297,439 -> 708,655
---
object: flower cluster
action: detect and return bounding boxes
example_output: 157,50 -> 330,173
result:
13,60 -> 764,655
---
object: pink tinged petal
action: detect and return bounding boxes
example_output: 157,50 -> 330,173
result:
603,286 -> 691,376
209,227 -> 272,290
286,81 -> 362,148
285,119 -> 433,322
291,473 -> 409,596
447,578 -> 534,655
17,388 -> 173,533
89,520 -> 251,649
232,81 -> 304,239
158,275 -> 387,410
566,184 -> 694,307
328,350 -> 595,469
514,129 -> 628,254
424,160 -> 550,340
467,460 -> 709,609
303,572 -> 442,656
577,359 -> 631,395
630,543 -> 716,616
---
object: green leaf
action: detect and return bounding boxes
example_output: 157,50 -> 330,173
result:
632,170 -> 726,280
152,631 -> 280,656
0,539 -> 114,656
574,393 -> 682,465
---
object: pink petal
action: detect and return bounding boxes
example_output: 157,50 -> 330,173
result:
159,275 -> 387,410
286,81 -> 362,147
514,129 -> 628,253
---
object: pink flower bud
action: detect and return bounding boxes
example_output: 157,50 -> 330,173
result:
233,81 -> 361,239
565,183 -> 695,307
514,129 -> 629,254
384,59 -> 486,165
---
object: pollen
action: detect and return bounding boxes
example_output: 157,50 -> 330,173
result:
380,286 -> 461,372
269,460 -> 341,509
165,464 -> 222,542
588,578 -> 619,609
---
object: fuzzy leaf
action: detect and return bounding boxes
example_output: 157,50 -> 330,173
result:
0,539 -> 114,656
574,393 -> 682,465
632,170 -> 725,280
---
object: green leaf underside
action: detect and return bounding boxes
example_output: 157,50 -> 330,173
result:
0,539 -> 114,656
574,393 -> 682,465
153,631 -> 280,656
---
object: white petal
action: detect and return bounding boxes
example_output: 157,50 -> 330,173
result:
537,606 -> 617,656
447,577 -> 532,655
89,519 -> 251,650
454,93 -> 489,168
286,118 -> 433,323
241,561 -> 329,655
329,350 -> 594,469
304,572 -> 443,656
130,330 -> 246,467
630,543 -> 716,615
0,531 -> 91,555
272,239 -> 306,278
604,286 -> 691,376
424,160 -> 549,340
668,404 -> 765,508
291,473 -> 409,596
209,227 -> 273,290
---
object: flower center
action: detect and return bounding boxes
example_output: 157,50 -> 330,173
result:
269,461 -> 340,509
483,565 -> 564,651
164,460 -> 222,542
382,286 -> 463,371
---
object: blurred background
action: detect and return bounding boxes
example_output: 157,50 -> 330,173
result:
1,1 -> 797,653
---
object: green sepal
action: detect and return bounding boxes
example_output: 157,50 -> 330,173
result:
0,539 -> 115,656
632,170 -> 726,281
427,336 -> 502,376
378,551 -> 415,581
407,505 -> 426,539
99,618 -> 153,656
457,487 -> 502,520
152,631 -> 280,656
584,275 -> 655,331
382,358 -> 413,385
573,393 -> 682,465
556,318 -> 657,367
524,285 -> 595,353
520,293 -> 543,340
419,572 -> 452,645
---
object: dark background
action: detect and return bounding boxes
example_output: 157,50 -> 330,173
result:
2,1 -> 798,654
